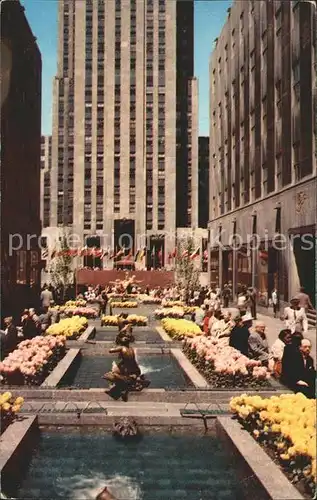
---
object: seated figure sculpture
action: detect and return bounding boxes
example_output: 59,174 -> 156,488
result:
103,333 -> 150,401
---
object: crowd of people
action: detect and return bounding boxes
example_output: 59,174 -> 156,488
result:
190,288 -> 315,399
1,278 -> 315,398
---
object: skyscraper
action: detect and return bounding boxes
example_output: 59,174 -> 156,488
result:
1,0 -> 42,317
48,0 -> 198,266
208,0 -> 316,304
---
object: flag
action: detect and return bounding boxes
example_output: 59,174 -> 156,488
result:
94,248 -> 103,258
101,249 -> 108,259
79,246 -> 88,257
190,247 -> 200,260
134,249 -> 140,262
181,249 -> 189,258
126,249 -> 133,259
137,247 -> 145,262
115,247 -> 125,259
51,248 -> 57,259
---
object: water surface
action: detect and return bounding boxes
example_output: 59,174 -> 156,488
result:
14,430 -> 246,499
58,354 -> 192,389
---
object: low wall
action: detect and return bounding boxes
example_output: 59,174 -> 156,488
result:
0,416 -> 38,496
41,348 -> 80,388
217,417 -> 304,500
76,269 -> 175,288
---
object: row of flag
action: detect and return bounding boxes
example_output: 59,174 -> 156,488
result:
42,246 -> 208,262
167,248 -> 208,261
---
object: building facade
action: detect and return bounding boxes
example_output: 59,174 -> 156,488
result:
198,136 -> 209,228
1,0 -> 42,317
48,0 -> 198,267
209,0 -> 316,306
40,135 -> 52,229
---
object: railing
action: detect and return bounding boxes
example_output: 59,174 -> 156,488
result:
20,401 -> 107,417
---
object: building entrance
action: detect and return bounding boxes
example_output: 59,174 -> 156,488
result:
291,229 -> 316,307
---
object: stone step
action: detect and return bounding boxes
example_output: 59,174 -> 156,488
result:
307,309 -> 316,327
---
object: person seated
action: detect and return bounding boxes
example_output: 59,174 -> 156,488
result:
214,311 -> 234,339
209,309 -> 225,336
21,309 -> 38,339
3,317 -> 18,356
229,313 -> 252,357
29,308 -> 41,335
269,329 -> 292,376
248,321 -> 270,364
50,301 -> 60,324
203,309 -> 213,335
281,338 -> 316,398
38,307 -> 51,333
194,305 -> 205,330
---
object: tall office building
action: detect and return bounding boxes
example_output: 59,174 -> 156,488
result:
1,0 -> 42,317
40,135 -> 52,228
208,0 -> 316,305
48,0 -> 198,266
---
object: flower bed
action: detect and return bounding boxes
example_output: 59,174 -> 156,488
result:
162,300 -> 185,308
65,299 -> 87,307
108,293 -> 137,299
69,307 -> 97,318
1,392 -> 24,434
230,393 -> 316,497
183,335 -> 271,388
183,306 -> 198,315
155,307 -> 185,319
101,315 -> 148,326
50,305 -> 97,318
110,301 -> 138,308
161,318 -> 202,340
0,336 -> 66,386
46,316 -> 88,339
139,296 -> 162,305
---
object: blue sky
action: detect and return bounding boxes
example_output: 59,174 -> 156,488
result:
22,0 -> 231,136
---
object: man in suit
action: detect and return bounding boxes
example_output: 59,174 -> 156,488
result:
40,285 -> 53,308
248,321 -> 270,364
3,316 -> 18,356
229,313 -> 253,357
282,338 -> 316,399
